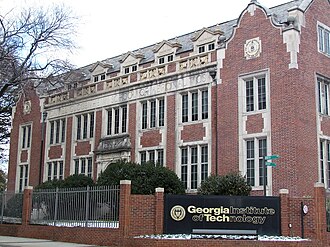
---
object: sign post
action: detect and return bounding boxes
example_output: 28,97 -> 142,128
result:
263,155 -> 279,196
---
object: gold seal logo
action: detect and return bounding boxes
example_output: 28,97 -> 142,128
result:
170,205 -> 186,221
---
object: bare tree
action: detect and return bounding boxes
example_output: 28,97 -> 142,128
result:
0,4 -> 79,161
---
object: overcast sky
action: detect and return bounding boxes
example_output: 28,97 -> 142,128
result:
1,0 -> 291,67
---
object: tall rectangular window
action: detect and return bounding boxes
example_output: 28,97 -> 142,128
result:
49,118 -> 66,145
74,157 -> 93,177
47,160 -> 64,181
180,145 -> 209,191
181,88 -> 209,123
319,140 -> 330,189
182,94 -> 188,123
107,105 -> 128,136
181,148 -> 188,189
318,77 -> 330,115
245,138 -> 267,187
140,98 -> 165,129
191,92 -> 198,121
318,24 -> 330,56
139,149 -> 164,165
244,75 -> 267,113
76,112 -> 95,140
21,125 -> 32,149
202,90 -> 208,119
18,164 -> 29,192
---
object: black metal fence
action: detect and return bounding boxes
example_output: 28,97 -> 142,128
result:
30,185 -> 120,228
326,193 -> 330,232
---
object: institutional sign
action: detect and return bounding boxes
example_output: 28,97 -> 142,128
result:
164,195 -> 280,235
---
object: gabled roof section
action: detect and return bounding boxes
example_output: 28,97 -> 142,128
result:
191,26 -> 224,42
119,51 -> 145,63
89,61 -> 113,73
152,40 -> 182,53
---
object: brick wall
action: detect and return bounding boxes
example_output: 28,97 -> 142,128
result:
1,181 -> 330,246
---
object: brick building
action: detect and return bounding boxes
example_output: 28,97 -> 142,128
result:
7,0 -> 330,197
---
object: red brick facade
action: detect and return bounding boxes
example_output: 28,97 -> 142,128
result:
0,182 -> 328,246
6,0 -> 330,201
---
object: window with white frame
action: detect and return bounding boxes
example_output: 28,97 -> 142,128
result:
141,98 -> 165,129
244,75 -> 267,113
74,157 -> 93,178
76,112 -> 95,140
245,138 -> 267,187
18,164 -> 29,192
124,64 -> 138,74
107,105 -> 128,135
198,42 -> 215,53
318,76 -> 330,115
319,140 -> 330,188
158,54 -> 174,64
93,73 -> 106,82
140,149 -> 164,166
49,118 -> 66,145
47,160 -> 64,181
180,145 -> 208,190
318,23 -> 330,56
181,89 -> 208,123
21,124 -> 32,149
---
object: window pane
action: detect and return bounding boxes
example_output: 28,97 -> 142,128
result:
50,122 -> 54,145
122,105 -> 127,133
258,77 -> 266,110
150,100 -> 156,128
202,90 -> 208,119
77,116 -> 81,140
259,138 -> 267,186
319,26 -> 324,52
107,110 -> 112,135
182,94 -> 188,122
81,158 -> 86,174
61,119 -> 66,143
59,161 -> 64,180
90,112 -> 94,138
246,140 -> 255,186
25,126 -> 31,148
114,108 -> 120,134
142,102 -> 148,129
325,84 -> 329,115
149,150 -> 155,164
55,120 -> 60,143
53,161 -> 58,178
87,158 -> 93,178
192,92 -> 198,121
181,148 -> 188,189
22,126 -> 26,148
83,114 -> 88,139
246,80 -> 254,112
321,141 -> 325,183
157,149 -> 164,166
74,159 -> 79,175
159,99 -> 165,126
47,163 -> 52,181
201,146 -> 208,182
140,151 -> 147,164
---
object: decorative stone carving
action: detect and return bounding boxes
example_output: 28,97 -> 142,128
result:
23,101 -> 31,114
96,134 -> 131,154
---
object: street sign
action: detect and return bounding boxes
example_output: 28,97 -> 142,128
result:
265,162 -> 276,167
264,155 -> 279,160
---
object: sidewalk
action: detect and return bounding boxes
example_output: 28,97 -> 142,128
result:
0,236 -> 99,247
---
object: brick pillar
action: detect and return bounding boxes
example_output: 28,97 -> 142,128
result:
314,182 -> 326,240
119,180 -> 131,238
279,189 -> 290,236
22,186 -> 33,226
154,187 -> 164,234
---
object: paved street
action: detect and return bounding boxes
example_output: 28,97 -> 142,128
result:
0,236 -> 99,247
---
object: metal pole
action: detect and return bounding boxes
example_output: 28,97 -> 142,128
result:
301,202 -> 304,238
263,157 -> 267,196
54,187 -> 59,226
85,186 -> 90,227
